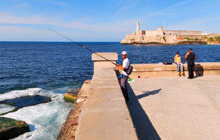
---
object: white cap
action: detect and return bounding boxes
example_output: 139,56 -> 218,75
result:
121,51 -> 127,55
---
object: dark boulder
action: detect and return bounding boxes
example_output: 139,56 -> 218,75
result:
0,95 -> 52,115
0,95 -> 51,109
0,117 -> 30,140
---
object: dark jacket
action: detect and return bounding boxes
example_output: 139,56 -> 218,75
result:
187,52 -> 195,65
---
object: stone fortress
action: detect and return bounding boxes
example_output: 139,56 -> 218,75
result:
121,20 -> 220,45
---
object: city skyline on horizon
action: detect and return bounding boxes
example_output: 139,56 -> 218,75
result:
0,0 -> 220,41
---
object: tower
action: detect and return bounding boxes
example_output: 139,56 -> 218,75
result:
136,20 -> 140,35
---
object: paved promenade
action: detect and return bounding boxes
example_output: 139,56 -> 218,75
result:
74,53 -> 137,140
128,76 -> 220,140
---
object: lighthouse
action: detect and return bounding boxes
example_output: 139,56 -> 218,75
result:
136,20 -> 140,35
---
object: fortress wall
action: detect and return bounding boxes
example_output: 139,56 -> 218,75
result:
75,53 -> 138,140
120,25 -> 212,44
164,30 -> 203,36
130,62 -> 220,78
141,30 -> 164,43
126,34 -> 136,39
177,35 -> 204,38
145,30 -> 164,37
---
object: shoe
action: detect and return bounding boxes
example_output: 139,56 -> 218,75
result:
181,72 -> 184,76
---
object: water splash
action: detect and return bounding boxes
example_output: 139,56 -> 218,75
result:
2,88 -> 73,140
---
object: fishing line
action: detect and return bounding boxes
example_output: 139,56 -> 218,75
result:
49,29 -> 117,66
49,29 -> 133,81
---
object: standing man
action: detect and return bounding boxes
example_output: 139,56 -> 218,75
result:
185,48 -> 196,79
117,51 -> 130,102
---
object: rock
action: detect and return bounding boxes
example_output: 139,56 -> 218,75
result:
58,80 -> 91,140
63,88 -> 80,103
0,95 -> 52,115
0,117 -> 30,140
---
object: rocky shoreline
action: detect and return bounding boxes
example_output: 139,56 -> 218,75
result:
121,20 -> 220,46
0,95 -> 51,115
57,80 -> 91,140
121,40 -> 208,45
0,117 -> 30,140
0,95 -> 52,139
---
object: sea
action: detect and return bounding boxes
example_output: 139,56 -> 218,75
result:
0,42 -> 220,140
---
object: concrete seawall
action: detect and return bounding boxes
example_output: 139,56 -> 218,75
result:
58,53 -> 138,140
130,62 -> 220,78
74,53 -> 137,140
58,52 -> 220,140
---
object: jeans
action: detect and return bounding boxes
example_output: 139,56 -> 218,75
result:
120,75 -> 129,101
175,63 -> 183,72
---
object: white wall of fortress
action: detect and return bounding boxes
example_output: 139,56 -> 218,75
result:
122,29 -> 205,43
164,30 -> 203,36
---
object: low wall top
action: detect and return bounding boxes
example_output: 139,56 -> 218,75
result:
92,52 -> 118,61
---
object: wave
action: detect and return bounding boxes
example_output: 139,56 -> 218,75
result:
0,88 -> 58,101
2,88 -> 73,140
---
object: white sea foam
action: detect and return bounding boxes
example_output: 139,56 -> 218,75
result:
2,88 -> 73,140
0,104 -> 16,114
0,88 -> 57,101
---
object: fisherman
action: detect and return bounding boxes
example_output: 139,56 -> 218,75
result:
185,48 -> 196,79
174,52 -> 184,76
117,51 -> 130,102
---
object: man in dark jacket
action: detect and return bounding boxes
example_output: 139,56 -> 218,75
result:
185,48 -> 196,79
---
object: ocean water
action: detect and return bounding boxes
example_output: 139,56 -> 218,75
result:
0,42 -> 220,139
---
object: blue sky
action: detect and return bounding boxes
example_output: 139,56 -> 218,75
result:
0,0 -> 220,41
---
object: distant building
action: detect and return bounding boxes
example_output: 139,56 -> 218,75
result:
120,20 -> 218,45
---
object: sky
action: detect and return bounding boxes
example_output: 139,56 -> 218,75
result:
0,0 -> 220,41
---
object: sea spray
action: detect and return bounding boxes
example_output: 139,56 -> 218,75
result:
2,88 -> 73,140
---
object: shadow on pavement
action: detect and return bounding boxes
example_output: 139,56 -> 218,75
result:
127,84 -> 161,140
137,89 -> 162,99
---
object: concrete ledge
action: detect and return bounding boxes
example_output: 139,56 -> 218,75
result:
130,62 -> 220,78
74,53 -> 137,140
92,52 -> 118,61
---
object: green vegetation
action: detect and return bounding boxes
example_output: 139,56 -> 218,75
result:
185,37 -> 193,41
130,38 -> 135,41
208,37 -> 213,42
214,36 -> 220,43
163,36 -> 166,42
195,37 -> 199,41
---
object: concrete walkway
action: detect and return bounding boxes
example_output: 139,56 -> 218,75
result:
75,53 -> 137,140
128,76 -> 220,140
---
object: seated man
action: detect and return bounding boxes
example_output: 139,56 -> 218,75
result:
174,52 -> 184,76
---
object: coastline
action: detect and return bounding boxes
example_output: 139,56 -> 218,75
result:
120,41 -> 218,46
121,20 -> 220,46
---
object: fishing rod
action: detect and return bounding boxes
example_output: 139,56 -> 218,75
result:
50,29 -> 133,82
49,29 -> 117,66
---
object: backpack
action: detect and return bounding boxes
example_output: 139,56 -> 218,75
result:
126,64 -> 133,75
163,61 -> 172,65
